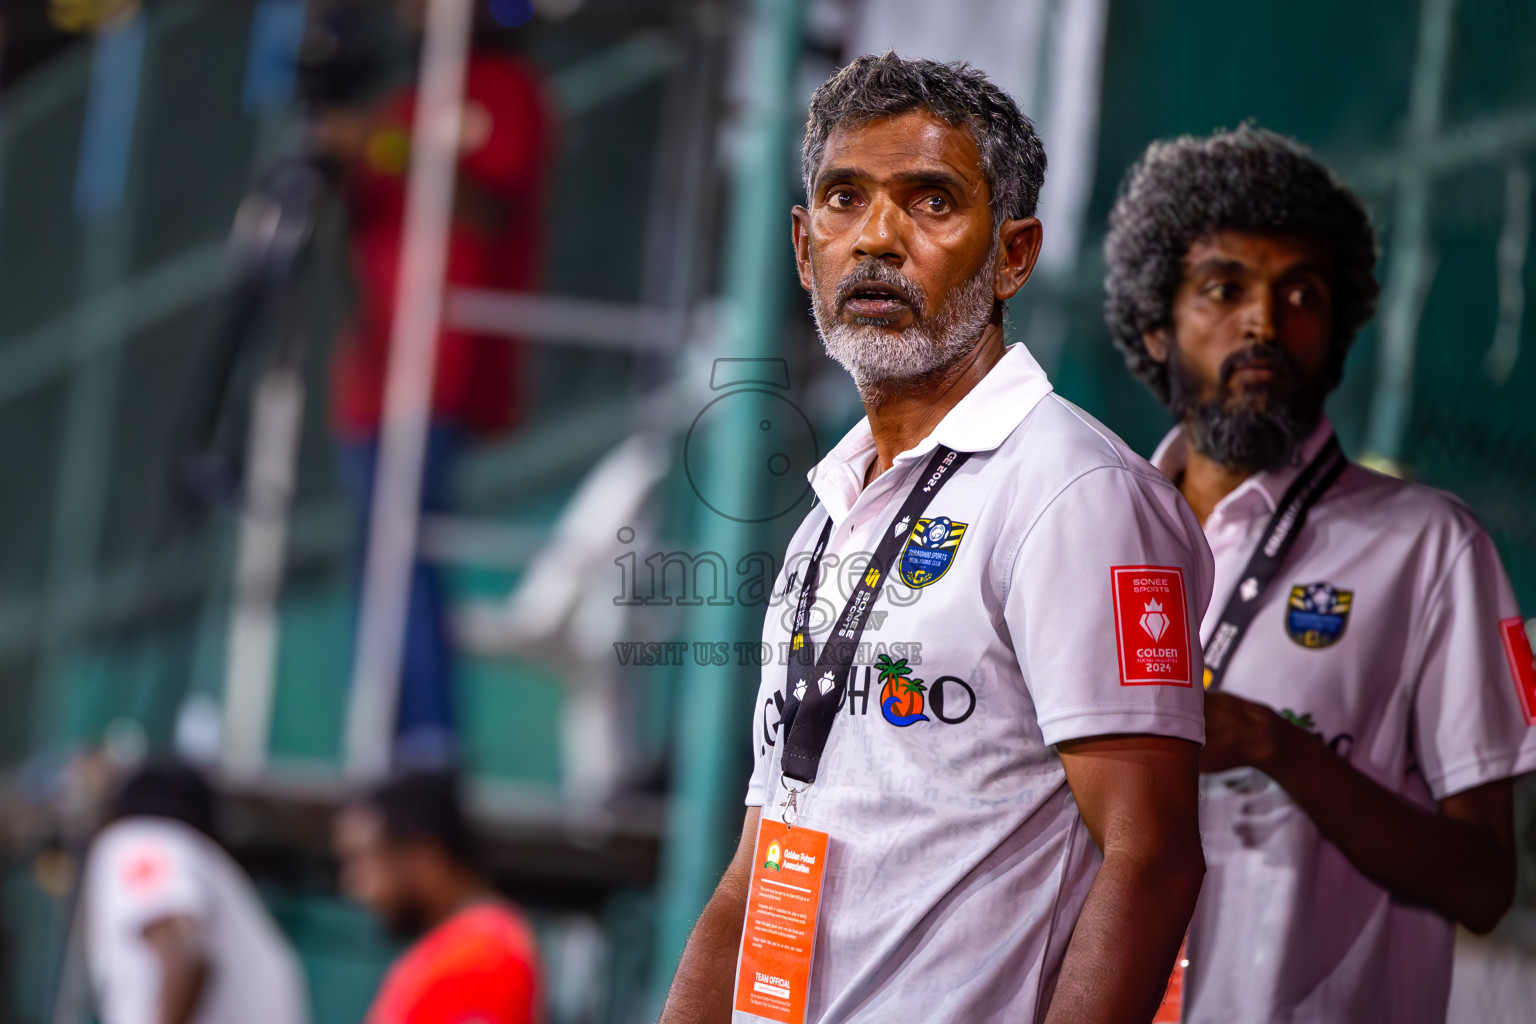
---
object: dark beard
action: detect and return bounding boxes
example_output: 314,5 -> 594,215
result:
383,901 -> 430,939
1168,344 -> 1325,473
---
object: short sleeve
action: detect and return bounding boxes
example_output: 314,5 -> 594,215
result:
90,824 -> 207,937
1411,530 -> 1536,799
1004,467 -> 1212,747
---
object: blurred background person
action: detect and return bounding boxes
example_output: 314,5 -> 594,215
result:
334,771 -> 542,1024
82,760 -> 309,1024
310,0 -> 555,768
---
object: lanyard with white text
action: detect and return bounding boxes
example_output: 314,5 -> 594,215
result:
1202,433 -> 1347,689
779,445 -> 971,788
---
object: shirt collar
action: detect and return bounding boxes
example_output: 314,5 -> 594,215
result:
1151,415 -> 1337,519
810,343 -> 1055,520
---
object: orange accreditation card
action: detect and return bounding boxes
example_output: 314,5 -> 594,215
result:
1153,936 -> 1189,1022
733,819 -> 831,1023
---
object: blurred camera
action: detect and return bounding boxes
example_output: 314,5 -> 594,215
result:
294,3 -> 389,109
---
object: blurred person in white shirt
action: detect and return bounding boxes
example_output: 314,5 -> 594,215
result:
1104,125 -> 1536,1024
83,761 -> 310,1024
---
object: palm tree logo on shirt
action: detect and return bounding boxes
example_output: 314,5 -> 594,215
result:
1279,708 -> 1316,731
877,654 -> 930,727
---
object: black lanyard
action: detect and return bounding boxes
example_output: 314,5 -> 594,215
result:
1202,433 -> 1347,689
778,445 -> 971,784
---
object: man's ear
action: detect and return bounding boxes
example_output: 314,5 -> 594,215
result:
1143,327 -> 1173,365
791,206 -> 813,292
994,216 -> 1043,301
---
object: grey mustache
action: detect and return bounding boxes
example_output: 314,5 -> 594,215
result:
834,261 -> 926,314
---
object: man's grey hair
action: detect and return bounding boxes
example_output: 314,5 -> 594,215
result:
802,52 -> 1047,225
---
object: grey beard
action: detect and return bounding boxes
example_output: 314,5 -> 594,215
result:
1167,344 -> 1324,473
812,244 -> 998,400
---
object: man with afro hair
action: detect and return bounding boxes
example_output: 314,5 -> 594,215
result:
1105,125 -> 1536,1023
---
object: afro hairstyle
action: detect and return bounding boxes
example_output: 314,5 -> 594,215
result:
1103,125 -> 1380,406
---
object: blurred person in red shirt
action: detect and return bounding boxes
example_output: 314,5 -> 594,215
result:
312,1 -> 554,767
335,771 -> 542,1024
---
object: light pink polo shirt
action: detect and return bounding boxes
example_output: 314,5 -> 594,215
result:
737,343 -> 1213,1023
1153,418 -> 1536,1024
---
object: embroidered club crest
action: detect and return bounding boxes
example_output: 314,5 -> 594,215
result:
1286,582 -> 1352,649
898,516 -> 967,588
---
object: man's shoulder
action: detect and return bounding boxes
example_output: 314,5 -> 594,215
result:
409,903 -> 539,971
88,817 -> 207,875
453,902 -> 539,952
379,903 -> 539,1017
1330,462 -> 1488,551
993,394 -> 1182,509
83,818 -> 227,936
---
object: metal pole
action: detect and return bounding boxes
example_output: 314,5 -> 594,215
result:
652,0 -> 805,997
214,0 -> 313,776
1363,0 -> 1457,465
344,0 -> 473,779
221,366 -> 304,777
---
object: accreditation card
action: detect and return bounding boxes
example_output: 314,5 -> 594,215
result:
1153,936 -> 1189,1022
732,819 -> 831,1023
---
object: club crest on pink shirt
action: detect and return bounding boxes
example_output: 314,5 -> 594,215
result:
1286,581 -> 1353,649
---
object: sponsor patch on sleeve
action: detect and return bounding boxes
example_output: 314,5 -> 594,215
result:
1112,566 -> 1193,687
1498,617 -> 1536,725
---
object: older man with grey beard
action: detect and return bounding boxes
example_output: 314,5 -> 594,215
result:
659,54 -> 1214,1024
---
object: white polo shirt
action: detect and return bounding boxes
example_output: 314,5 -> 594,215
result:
1152,419 -> 1536,1024
738,343 -> 1213,1023
85,817 -> 310,1024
